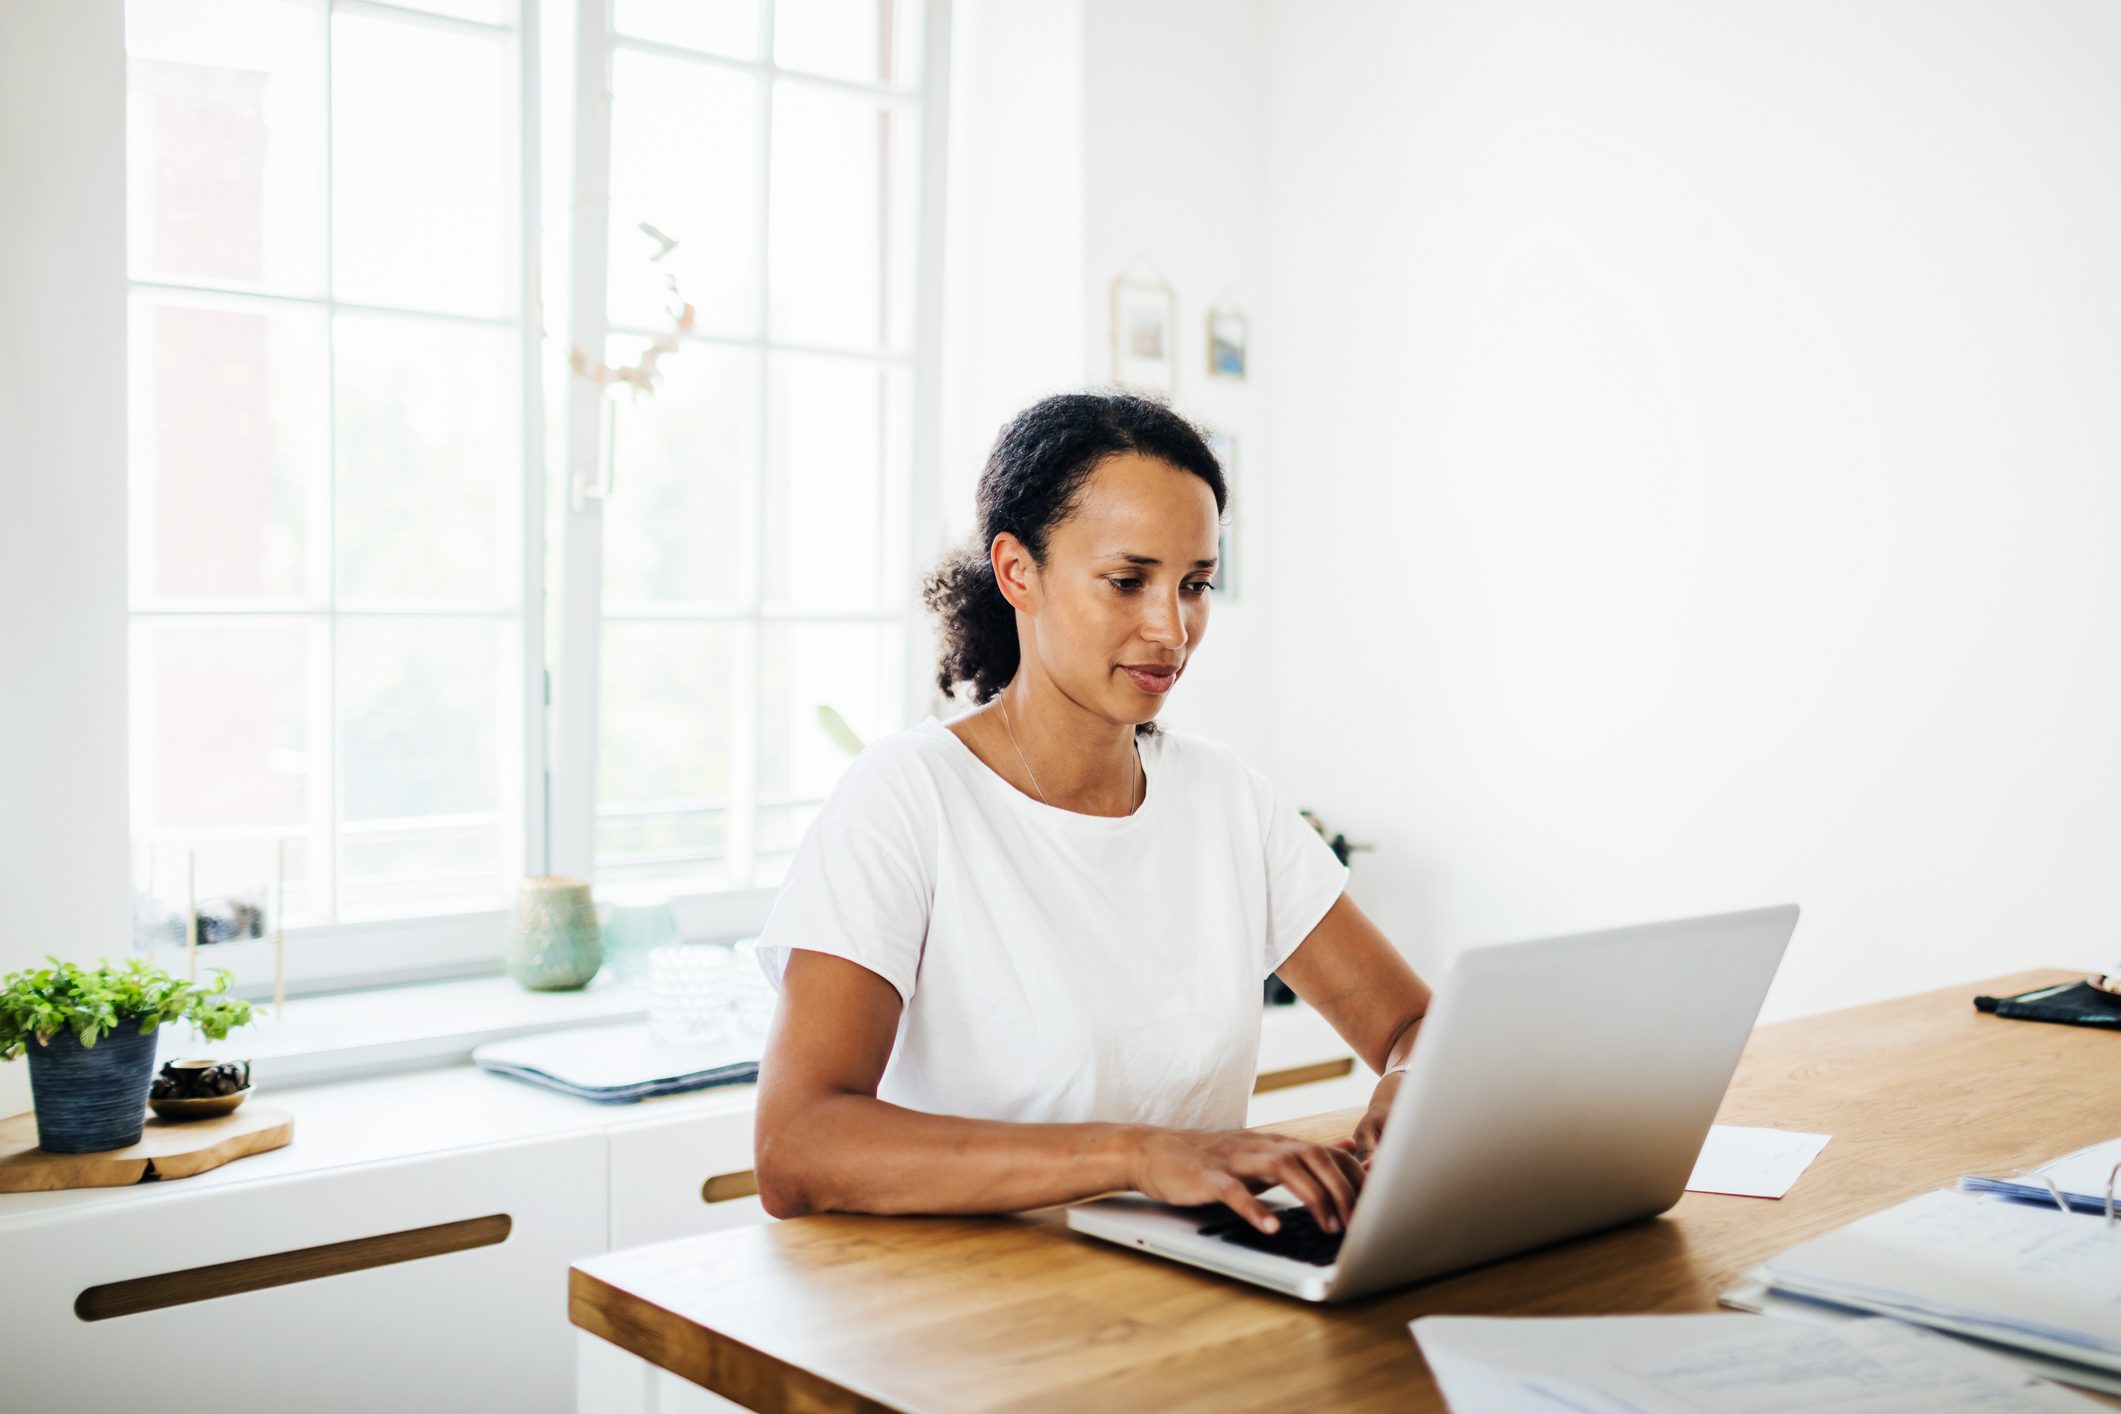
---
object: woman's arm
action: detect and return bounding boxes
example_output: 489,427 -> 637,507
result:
1273,892 -> 1433,1161
754,949 -> 1367,1233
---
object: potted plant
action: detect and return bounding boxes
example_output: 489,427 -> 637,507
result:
0,957 -> 254,1154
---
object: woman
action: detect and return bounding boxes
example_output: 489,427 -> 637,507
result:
753,391 -> 1432,1238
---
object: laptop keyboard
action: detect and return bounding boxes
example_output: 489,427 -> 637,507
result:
1196,1208 -> 1345,1266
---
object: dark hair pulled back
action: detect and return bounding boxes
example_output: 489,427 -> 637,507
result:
922,390 -> 1228,710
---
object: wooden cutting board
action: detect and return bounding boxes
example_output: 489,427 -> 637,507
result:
0,1104 -> 294,1192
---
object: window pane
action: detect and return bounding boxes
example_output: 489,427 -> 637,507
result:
614,0 -> 755,58
386,0 -> 515,24
596,812 -> 729,889
755,803 -> 823,854
126,0 -> 326,296
751,801 -> 823,888
763,356 -> 910,611
602,342 -> 758,609
332,10 -> 516,317
597,622 -> 740,888
130,293 -> 326,603
337,619 -> 513,919
607,52 -> 759,338
133,834 -> 314,948
757,622 -> 895,805
130,619 -> 320,924
775,0 -> 923,86
335,311 -> 519,606
768,83 -> 919,351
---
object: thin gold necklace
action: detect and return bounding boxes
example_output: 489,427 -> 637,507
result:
998,697 -> 1141,813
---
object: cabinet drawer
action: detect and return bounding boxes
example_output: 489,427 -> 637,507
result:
608,1107 -> 774,1251
1246,1067 -> 1376,1128
0,1131 -> 607,1414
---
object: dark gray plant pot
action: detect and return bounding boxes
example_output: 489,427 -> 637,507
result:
26,1017 -> 160,1153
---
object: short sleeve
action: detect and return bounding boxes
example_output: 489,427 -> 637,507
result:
1250,767 -> 1350,978
753,747 -> 935,1005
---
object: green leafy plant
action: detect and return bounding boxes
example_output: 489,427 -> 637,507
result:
0,957 -> 254,1060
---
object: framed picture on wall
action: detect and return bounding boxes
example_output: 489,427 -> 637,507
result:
1207,308 -> 1247,379
1111,278 -> 1176,392
1203,427 -> 1237,600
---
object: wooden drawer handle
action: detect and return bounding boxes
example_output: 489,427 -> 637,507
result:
702,1170 -> 760,1204
75,1214 -> 512,1322
1251,1056 -> 1356,1094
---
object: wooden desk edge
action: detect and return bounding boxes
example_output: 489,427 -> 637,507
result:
570,1266 -> 904,1414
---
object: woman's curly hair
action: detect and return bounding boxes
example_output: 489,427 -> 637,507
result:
922,391 -> 1228,720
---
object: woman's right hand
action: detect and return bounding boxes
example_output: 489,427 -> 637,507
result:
1127,1127 -> 1366,1235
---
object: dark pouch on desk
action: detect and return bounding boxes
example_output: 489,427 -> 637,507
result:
1973,980 -> 2121,1029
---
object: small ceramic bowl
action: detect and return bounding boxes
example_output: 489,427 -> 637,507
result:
149,1058 -> 253,1121
149,1087 -> 252,1121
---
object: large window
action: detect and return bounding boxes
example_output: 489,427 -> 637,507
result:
568,0 -> 926,897
125,0 -> 946,989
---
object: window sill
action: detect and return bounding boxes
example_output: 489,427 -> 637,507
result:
169,972 -> 654,1088
146,887 -> 781,1006
163,979 -> 1354,1093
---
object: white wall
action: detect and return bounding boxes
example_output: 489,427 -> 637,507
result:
938,0 -> 1087,544
941,0 -> 1280,763
1081,0 -> 1277,764
928,0 -> 1087,720
1264,0 -> 2121,1018
0,0 -> 131,1111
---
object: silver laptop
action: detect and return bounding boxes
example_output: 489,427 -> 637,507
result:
1066,904 -> 1799,1302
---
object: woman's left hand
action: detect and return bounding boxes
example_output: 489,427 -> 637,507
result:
1335,1071 -> 1402,1168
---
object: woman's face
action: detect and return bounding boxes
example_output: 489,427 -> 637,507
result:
1005,452 -> 1221,725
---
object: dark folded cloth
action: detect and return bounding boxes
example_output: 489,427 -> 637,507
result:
1974,980 -> 2121,1029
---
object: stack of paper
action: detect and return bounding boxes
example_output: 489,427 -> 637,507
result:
1720,1275 -> 2121,1397
1757,1191 -> 2121,1375
1412,1312 -> 2103,1412
472,1024 -> 760,1102
1961,1137 -> 2121,1217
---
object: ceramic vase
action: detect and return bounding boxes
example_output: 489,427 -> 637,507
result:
506,876 -> 603,991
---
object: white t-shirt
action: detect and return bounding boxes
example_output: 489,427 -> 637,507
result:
755,716 -> 1348,1130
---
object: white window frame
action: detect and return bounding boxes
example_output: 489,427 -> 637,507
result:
132,0 -> 953,998
547,0 -> 953,925
131,0 -> 547,995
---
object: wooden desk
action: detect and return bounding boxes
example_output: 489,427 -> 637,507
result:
571,969 -> 2115,1412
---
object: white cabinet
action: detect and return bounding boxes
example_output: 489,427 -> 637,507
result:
0,1130 -> 608,1414
581,1102 -> 772,1414
0,1006 -> 1359,1414
588,1104 -> 769,1414
607,1101 -> 769,1250
579,1331 -> 753,1414
1249,1003 -> 1373,1127
1245,1067 -> 1376,1127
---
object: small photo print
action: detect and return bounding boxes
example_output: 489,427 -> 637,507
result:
1111,279 -> 1176,392
1128,308 -> 1167,360
1207,310 -> 1247,379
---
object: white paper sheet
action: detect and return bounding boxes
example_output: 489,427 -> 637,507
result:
1685,1125 -> 1832,1198
1411,1313 -> 2103,1413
